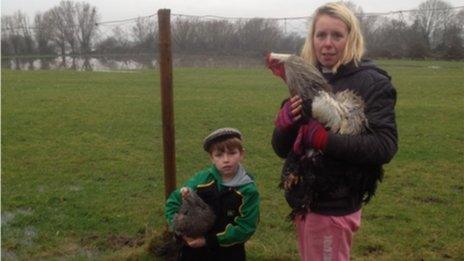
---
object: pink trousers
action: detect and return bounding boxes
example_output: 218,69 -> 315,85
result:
294,210 -> 362,261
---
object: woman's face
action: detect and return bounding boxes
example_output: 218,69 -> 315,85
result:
313,14 -> 348,69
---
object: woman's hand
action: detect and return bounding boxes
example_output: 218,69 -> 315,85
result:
293,118 -> 328,154
183,236 -> 206,248
289,96 -> 303,121
275,95 -> 303,130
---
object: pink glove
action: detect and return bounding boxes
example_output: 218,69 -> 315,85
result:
274,97 -> 302,130
293,118 -> 328,155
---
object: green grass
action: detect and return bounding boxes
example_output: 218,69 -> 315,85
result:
2,59 -> 463,260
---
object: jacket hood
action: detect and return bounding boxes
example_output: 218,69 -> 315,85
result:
321,59 -> 391,82
221,164 -> 254,187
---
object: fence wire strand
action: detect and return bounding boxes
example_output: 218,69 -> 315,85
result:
2,5 -> 463,70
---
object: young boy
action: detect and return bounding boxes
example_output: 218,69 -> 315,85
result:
165,128 -> 260,261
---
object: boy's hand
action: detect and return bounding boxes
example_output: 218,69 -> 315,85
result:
180,187 -> 190,200
183,236 -> 206,248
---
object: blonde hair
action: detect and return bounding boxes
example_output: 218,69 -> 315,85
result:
301,2 -> 364,72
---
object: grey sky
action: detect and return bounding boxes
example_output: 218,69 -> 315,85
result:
2,0 -> 463,22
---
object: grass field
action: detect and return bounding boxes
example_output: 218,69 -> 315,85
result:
2,59 -> 464,260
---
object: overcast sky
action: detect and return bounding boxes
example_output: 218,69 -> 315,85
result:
2,0 -> 463,21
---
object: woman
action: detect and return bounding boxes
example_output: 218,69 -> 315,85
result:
272,2 -> 398,260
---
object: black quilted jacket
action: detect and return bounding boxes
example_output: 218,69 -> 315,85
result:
272,59 -> 398,216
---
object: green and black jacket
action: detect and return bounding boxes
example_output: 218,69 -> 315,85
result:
165,165 -> 260,248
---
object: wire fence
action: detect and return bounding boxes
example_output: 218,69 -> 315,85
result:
2,5 -> 463,71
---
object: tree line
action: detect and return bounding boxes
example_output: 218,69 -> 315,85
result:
1,0 -> 463,60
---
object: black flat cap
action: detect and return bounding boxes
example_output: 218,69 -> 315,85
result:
203,127 -> 242,151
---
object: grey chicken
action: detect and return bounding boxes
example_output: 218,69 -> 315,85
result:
172,187 -> 216,238
266,52 -> 367,135
151,187 -> 216,259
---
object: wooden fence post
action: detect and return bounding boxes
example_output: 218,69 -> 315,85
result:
158,9 -> 176,199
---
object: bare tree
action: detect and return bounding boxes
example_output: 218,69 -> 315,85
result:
45,9 -> 67,59
456,8 -> 464,32
341,1 -> 364,18
1,37 -> 11,56
1,15 -> 17,55
62,1 -> 78,54
275,32 -> 305,54
76,2 -> 98,54
195,20 -> 236,54
113,26 -> 131,50
436,8 -> 464,59
1,11 -> 34,55
404,20 -> 430,58
95,26 -> 132,54
439,24 -> 464,59
34,13 -> 54,55
361,15 -> 382,56
132,16 -> 157,53
236,19 -> 282,56
2,0 -> 461,60
49,1 -> 79,55
172,18 -> 198,53
414,0 -> 453,49
16,11 -> 35,55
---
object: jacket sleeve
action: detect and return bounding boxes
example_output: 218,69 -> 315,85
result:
207,186 -> 260,247
324,78 -> 398,165
272,126 -> 299,158
165,188 -> 182,228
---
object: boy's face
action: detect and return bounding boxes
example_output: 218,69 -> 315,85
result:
210,148 -> 244,178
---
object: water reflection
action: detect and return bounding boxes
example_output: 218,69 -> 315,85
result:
1,54 -> 262,71
1,55 -> 155,71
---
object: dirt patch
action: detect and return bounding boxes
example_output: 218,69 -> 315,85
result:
106,234 -> 145,249
413,196 -> 446,204
146,230 -> 180,260
360,243 -> 385,256
80,233 -> 145,251
80,235 -> 99,246
442,253 -> 453,259
451,185 -> 463,193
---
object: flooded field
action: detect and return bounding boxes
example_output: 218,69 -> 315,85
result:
1,54 -> 264,71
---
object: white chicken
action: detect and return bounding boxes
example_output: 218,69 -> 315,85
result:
266,52 -> 367,135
